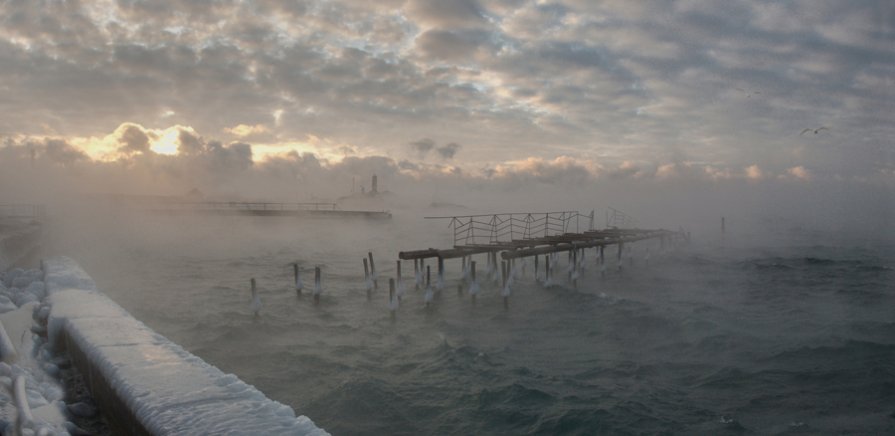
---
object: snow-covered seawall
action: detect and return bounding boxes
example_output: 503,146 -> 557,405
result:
43,256 -> 328,435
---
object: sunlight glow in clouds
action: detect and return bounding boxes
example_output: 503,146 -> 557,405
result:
0,0 -> 891,187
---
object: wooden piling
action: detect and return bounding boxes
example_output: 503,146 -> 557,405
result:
502,260 -> 509,309
425,265 -> 432,307
314,266 -> 321,304
368,252 -> 378,290
600,245 -> 605,278
293,263 -> 302,295
414,259 -> 420,290
437,257 -> 444,289
617,242 -> 624,271
389,278 -> 395,310
470,261 -> 477,303
363,258 -> 371,299
251,278 -> 260,316
534,254 -> 540,282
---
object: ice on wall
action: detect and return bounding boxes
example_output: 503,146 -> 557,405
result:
42,256 -> 329,436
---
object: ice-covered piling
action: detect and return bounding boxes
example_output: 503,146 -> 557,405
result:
424,266 -> 434,307
293,264 -> 303,296
468,261 -> 479,303
387,278 -> 398,313
313,267 -> 322,304
363,258 -> 372,298
395,260 -> 405,301
436,257 -> 444,290
367,252 -> 378,291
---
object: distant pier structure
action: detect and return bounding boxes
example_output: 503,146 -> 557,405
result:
145,201 -> 391,219
399,210 -> 683,269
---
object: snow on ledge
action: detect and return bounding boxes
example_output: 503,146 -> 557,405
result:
42,256 -> 329,436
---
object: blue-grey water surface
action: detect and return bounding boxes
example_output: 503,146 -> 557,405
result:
51,214 -> 895,435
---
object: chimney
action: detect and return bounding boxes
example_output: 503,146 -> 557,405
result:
371,174 -> 378,194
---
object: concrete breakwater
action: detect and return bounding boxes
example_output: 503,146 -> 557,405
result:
42,257 -> 328,435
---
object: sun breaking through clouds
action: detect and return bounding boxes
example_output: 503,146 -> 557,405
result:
0,0 -> 892,186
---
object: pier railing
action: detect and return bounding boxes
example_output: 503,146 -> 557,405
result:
426,211 -> 596,247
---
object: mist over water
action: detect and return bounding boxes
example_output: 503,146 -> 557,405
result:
38,206 -> 895,435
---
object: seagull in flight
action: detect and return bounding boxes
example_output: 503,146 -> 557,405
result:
800,126 -> 828,135
735,87 -> 761,98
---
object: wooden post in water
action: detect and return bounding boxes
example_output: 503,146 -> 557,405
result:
396,260 -> 403,300
534,254 -> 540,282
437,257 -> 445,290
617,242 -> 624,272
470,261 -> 477,304
388,278 -> 396,312
368,252 -> 378,290
425,265 -> 433,308
572,248 -> 578,288
314,266 -> 322,305
363,258 -> 372,300
545,253 -> 551,283
600,245 -> 606,277
413,259 -> 420,291
501,260 -> 509,309
293,263 -> 302,296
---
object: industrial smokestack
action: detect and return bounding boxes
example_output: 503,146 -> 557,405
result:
371,175 -> 378,194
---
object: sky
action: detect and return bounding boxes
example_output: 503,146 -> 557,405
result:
0,0 -> 893,229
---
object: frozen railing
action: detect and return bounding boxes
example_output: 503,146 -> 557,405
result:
605,207 -> 637,228
426,211 -> 596,247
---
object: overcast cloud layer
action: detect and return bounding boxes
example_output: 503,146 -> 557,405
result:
0,0 -> 893,191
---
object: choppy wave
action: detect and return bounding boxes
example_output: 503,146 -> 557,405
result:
71,220 -> 895,435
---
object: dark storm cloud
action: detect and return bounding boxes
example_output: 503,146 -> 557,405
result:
409,138 -> 436,157
436,143 -> 461,159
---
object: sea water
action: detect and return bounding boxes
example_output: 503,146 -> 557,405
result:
48,214 -> 895,434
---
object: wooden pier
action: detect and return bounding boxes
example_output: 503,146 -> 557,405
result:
399,211 -> 683,262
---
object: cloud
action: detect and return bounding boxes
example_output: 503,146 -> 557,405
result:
225,123 -> 270,139
785,166 -> 812,181
415,29 -> 495,61
41,139 -> 90,166
116,123 -> 153,155
405,0 -> 489,28
0,0 -> 892,185
409,138 -> 436,157
436,143 -> 461,159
